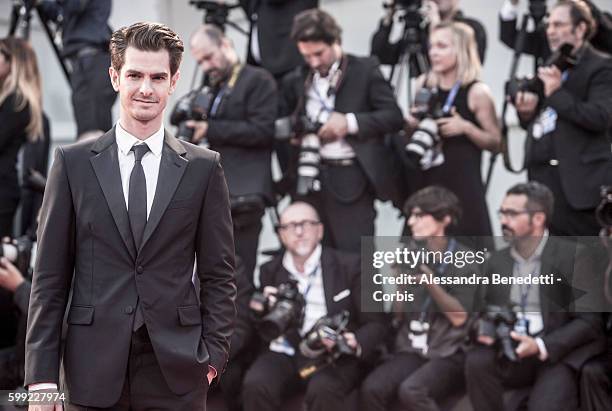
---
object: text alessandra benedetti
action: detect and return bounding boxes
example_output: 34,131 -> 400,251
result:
372,272 -> 557,286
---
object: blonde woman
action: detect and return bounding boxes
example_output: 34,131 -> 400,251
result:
0,37 -> 43,236
407,22 -> 500,240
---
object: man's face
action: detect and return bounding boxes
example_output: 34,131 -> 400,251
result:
407,207 -> 448,238
297,41 -> 338,77
278,204 -> 323,259
499,195 -> 537,243
191,36 -> 231,84
109,47 -> 179,126
547,5 -> 585,52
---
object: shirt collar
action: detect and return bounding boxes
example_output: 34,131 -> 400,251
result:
313,59 -> 340,84
510,230 -> 549,264
282,244 -> 322,278
115,122 -> 164,157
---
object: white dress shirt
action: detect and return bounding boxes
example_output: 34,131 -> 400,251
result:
115,122 -> 164,219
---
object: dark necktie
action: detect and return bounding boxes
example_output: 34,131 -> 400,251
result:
128,144 -> 150,249
129,144 -> 149,332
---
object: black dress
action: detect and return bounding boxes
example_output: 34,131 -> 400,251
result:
0,92 -> 30,237
416,81 -> 493,239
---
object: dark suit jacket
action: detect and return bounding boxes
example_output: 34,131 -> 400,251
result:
526,43 -> 612,210
240,0 -> 319,78
207,64 -> 277,204
258,247 -> 386,359
280,54 -> 406,207
24,129 -> 236,407
480,237 -> 605,370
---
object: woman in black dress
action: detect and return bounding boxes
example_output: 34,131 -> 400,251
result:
407,22 -> 501,242
0,37 -> 43,237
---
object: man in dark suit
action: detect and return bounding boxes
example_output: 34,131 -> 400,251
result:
512,0 -> 612,236
280,9 -> 404,253
25,22 -> 236,410
242,201 -> 386,411
187,24 -> 277,281
370,0 -> 487,70
240,0 -> 318,82
466,182 -> 605,411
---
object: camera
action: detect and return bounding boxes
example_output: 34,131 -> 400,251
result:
506,43 -> 576,102
596,186 -> 612,230
189,0 -> 239,30
169,87 -> 214,143
298,310 -> 357,378
477,305 -> 519,362
404,87 -> 448,170
275,116 -> 323,196
249,281 -> 305,341
0,236 -> 34,278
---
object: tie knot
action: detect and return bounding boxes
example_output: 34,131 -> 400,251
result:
131,144 -> 150,162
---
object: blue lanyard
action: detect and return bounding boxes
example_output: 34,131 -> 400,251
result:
519,283 -> 533,315
441,81 -> 462,115
295,263 -> 320,298
209,87 -> 227,117
312,82 -> 334,114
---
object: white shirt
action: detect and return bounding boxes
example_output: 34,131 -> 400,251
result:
305,61 -> 358,160
269,245 -> 328,356
115,122 -> 164,219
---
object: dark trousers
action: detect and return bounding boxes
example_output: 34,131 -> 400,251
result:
242,351 -> 362,411
465,344 -> 578,411
580,336 -> 612,411
528,164 -> 600,236
66,327 -> 207,411
69,51 -> 117,137
0,198 -> 18,237
360,351 -> 464,411
219,350 -> 255,411
303,162 -> 375,254
232,208 -> 264,283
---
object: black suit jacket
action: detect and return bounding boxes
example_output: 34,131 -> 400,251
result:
207,64 -> 277,204
480,237 -> 605,370
240,0 -> 318,78
280,54 -> 406,206
25,129 -> 236,407
526,44 -> 612,210
258,248 -> 386,359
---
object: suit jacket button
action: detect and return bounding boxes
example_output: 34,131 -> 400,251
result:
136,265 -> 144,274
124,306 -> 134,314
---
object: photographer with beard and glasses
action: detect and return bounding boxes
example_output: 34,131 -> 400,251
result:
511,0 -> 612,236
186,24 -> 277,281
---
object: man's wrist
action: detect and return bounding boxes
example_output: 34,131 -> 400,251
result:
535,337 -> 548,361
29,383 -> 58,391
345,113 -> 359,134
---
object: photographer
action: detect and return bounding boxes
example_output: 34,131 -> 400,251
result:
511,0 -> 612,236
361,186 -> 478,411
241,202 -> 386,411
499,0 -> 612,60
404,22 -> 500,241
371,0 -> 487,68
465,182 -> 606,411
186,24 -> 277,279
38,0 -> 117,138
280,9 -> 404,253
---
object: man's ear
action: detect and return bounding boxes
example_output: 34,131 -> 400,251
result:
109,66 -> 120,92
169,69 -> 180,95
575,21 -> 588,41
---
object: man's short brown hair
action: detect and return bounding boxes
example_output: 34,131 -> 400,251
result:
555,0 -> 596,40
110,22 -> 184,76
290,9 -> 342,45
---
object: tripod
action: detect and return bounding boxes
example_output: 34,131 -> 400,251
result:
8,0 -> 70,83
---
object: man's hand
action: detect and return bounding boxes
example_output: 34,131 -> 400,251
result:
436,108 -> 469,138
0,257 -> 25,292
422,0 -> 441,28
538,65 -> 563,97
513,91 -> 539,119
318,112 -> 348,142
184,120 -> 209,144
206,368 -> 215,385
342,331 -> 359,351
511,332 -> 540,358
28,404 -> 62,411
477,335 -> 495,346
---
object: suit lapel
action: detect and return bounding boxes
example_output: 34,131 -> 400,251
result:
139,132 -> 188,253
90,129 -> 137,260
321,249 -> 338,313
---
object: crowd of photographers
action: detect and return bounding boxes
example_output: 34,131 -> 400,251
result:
1,0 -> 611,410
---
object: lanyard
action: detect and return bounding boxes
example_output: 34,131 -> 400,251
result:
209,63 -> 243,117
294,263 -> 320,298
418,238 -> 458,323
519,283 -> 532,315
311,80 -> 334,114
441,81 -> 462,115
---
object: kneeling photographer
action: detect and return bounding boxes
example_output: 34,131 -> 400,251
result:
509,0 -> 612,236
178,24 -> 277,280
466,182 -> 606,411
242,202 -> 386,411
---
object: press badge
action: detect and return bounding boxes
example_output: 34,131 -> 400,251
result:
532,107 -> 558,139
409,320 -> 429,354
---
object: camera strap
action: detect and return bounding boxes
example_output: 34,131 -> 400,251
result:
292,263 -> 321,299
210,63 -> 243,117
441,81 -> 462,115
